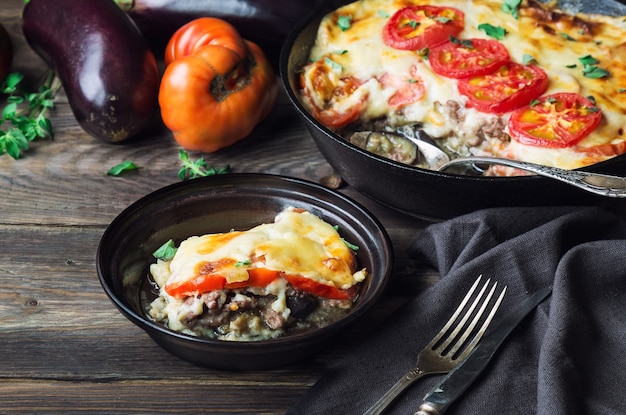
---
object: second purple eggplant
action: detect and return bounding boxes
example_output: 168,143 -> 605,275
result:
113,0 -> 324,66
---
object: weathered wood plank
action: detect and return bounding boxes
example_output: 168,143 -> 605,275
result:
0,380 -> 308,414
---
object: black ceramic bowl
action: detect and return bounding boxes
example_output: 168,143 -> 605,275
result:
280,0 -> 626,220
96,173 -> 393,371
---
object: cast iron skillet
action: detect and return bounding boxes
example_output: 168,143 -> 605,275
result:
280,0 -> 626,220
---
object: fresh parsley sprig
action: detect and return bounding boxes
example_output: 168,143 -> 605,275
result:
0,70 -> 60,159
177,149 -> 231,180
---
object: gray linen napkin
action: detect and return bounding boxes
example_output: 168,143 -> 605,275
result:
287,206 -> 626,415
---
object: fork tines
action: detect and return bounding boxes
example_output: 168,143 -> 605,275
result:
431,275 -> 507,362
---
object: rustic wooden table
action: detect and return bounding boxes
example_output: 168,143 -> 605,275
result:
0,1 -> 438,413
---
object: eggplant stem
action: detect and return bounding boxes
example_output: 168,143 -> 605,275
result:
112,0 -> 135,12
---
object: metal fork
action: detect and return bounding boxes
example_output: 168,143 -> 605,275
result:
363,275 -> 507,415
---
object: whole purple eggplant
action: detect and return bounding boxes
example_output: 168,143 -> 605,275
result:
22,0 -> 160,143
113,0 -> 323,67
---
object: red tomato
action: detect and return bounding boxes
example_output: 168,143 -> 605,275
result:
383,6 -> 464,51
165,274 -> 226,298
300,60 -> 366,128
508,93 -> 602,148
388,81 -> 425,109
379,67 -> 425,109
164,17 -> 248,65
165,269 -> 355,300
314,97 -> 365,128
159,18 -> 277,153
164,267 -> 280,298
458,63 -> 548,114
429,38 -> 510,79
226,268 -> 279,289
284,275 -> 353,300
580,141 -> 626,157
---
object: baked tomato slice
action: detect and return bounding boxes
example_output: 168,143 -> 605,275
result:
379,66 -> 425,109
313,96 -> 365,128
458,62 -> 548,114
284,275 -> 353,300
165,274 -> 226,298
225,268 -> 280,289
388,80 -> 425,109
383,6 -> 464,51
508,93 -> 602,148
165,267 -> 280,298
300,58 -> 366,129
429,38 -> 510,79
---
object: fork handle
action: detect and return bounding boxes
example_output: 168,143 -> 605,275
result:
363,368 -> 426,415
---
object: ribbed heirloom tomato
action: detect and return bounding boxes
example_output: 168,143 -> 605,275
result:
164,17 -> 247,65
159,17 -> 277,153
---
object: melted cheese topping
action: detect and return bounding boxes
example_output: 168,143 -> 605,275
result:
300,0 -> 626,172
154,207 -> 365,294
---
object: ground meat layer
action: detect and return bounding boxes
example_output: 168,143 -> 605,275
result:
145,277 -> 355,341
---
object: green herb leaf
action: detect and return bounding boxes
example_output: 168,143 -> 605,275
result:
579,55 -> 600,66
333,224 -> 359,250
560,32 -> 575,41
1,128 -> 29,159
342,238 -> 360,251
403,20 -> 418,30
522,54 -> 538,65
377,10 -> 390,18
577,55 -> 610,79
337,14 -> 352,31
583,66 -> 610,78
177,149 -> 231,180
235,260 -> 252,267
2,72 -> 23,94
153,239 -> 178,261
107,160 -> 141,176
324,57 -> 343,72
502,0 -> 522,19
2,102 -> 17,119
449,36 -> 473,48
477,23 -> 507,40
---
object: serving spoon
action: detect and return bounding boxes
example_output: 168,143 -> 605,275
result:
402,134 -> 626,198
